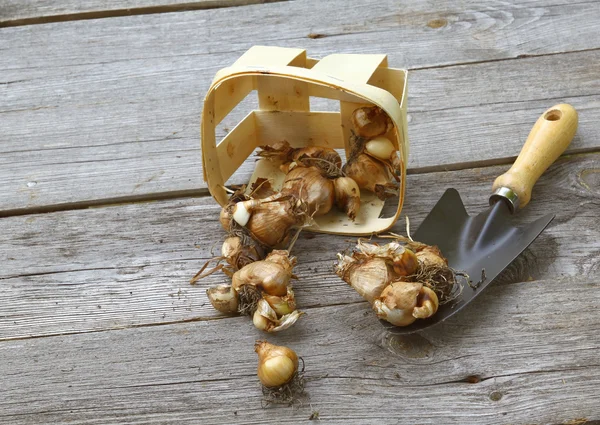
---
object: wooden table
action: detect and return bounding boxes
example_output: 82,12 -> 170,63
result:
2,1 -> 599,423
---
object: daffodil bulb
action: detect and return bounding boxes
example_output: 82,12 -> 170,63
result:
221,236 -> 265,273
333,176 -> 361,221
281,166 -> 335,217
231,194 -> 307,248
415,245 -> 448,268
343,153 -> 398,200
255,340 -> 300,388
257,140 -> 342,176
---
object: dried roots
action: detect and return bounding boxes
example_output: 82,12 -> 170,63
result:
237,284 -> 263,316
261,358 -> 306,408
409,264 -> 464,305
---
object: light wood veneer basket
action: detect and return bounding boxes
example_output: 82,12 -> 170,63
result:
201,46 -> 409,235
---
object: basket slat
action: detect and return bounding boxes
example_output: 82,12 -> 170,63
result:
213,75 -> 254,126
257,75 -> 310,111
368,67 -> 407,105
254,111 -> 343,149
256,51 -> 310,112
311,53 -> 392,160
233,45 -> 306,67
216,111 -> 258,184
310,53 -> 388,84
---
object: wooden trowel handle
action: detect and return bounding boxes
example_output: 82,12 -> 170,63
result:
492,104 -> 578,210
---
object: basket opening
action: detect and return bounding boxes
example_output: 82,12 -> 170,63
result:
308,96 -> 347,162
222,146 -> 262,190
309,97 -> 340,113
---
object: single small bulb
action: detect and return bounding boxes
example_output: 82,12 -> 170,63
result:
333,176 -> 361,220
255,340 -> 299,388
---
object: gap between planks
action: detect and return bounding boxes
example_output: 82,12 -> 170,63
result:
408,46 -> 600,72
0,0 -> 288,28
1,149 -> 598,219
0,300 -> 364,343
0,313 -> 229,343
0,188 -> 208,218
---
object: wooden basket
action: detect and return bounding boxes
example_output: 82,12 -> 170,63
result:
201,46 -> 408,235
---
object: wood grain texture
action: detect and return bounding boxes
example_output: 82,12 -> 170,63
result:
2,2 -> 599,423
2,0 -> 600,212
2,153 -> 598,340
1,277 -> 599,425
0,0 -> 285,27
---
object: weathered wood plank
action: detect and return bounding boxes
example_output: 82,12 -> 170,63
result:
0,0 -> 285,27
1,0 -> 600,211
0,277 -> 599,424
3,0 -> 600,64
1,153 -> 598,340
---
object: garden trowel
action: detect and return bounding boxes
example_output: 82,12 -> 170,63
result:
385,104 -> 578,334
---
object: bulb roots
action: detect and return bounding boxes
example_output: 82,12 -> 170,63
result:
237,285 -> 263,316
260,358 -> 306,408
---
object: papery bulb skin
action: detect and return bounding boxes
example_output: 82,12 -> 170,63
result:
336,255 -> 395,304
220,206 -> 232,231
373,281 -> 422,326
253,299 -> 303,333
416,245 -> 448,268
232,262 -> 289,297
221,236 -> 242,260
392,247 -> 418,277
352,106 -> 392,139
231,251 -> 296,297
355,240 -> 418,277
258,141 -> 342,177
263,287 -> 296,316
221,236 -> 265,272
281,166 -> 335,217
233,194 -> 306,248
343,154 -> 397,200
